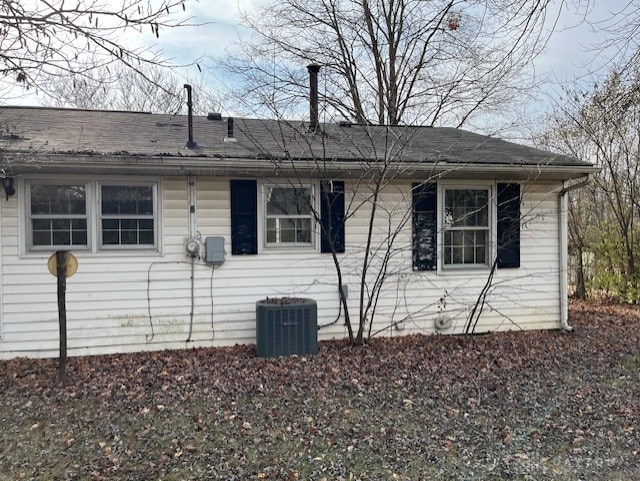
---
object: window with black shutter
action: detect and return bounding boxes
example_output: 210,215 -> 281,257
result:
412,183 -> 437,271
230,179 -> 345,254
442,187 -> 491,267
230,179 -> 258,255
496,183 -> 521,268
320,181 -> 345,253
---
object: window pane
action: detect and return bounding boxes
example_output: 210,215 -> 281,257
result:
477,205 -> 488,227
266,218 -> 277,243
443,188 -> 490,266
476,230 -> 487,264
103,230 -> 119,245
266,187 -> 311,215
31,184 -> 86,215
29,184 -> 88,249
101,218 -> 154,246
32,218 -> 87,247
139,230 -> 154,245
71,219 -> 85,230
450,230 -> 463,264
280,218 -> 296,230
476,245 -> 486,264
445,189 -> 488,228
71,219 -> 87,246
72,229 -> 87,245
32,230 -> 51,246
280,227 -> 296,243
264,185 -> 313,246
453,230 -> 463,246
120,229 -> 138,245
463,232 -> 475,263
102,185 -> 153,215
475,191 -> 489,227
296,218 -> 311,242
52,229 -> 71,246
443,231 -> 453,265
100,185 -> 155,247
279,218 -> 298,243
102,219 -> 118,230
52,219 -> 68,231
68,195 -> 86,214
139,219 -> 154,230
32,219 -> 50,230
138,196 -> 153,215
102,195 -> 118,214
265,217 -> 312,244
32,218 -> 51,246
444,191 -> 454,228
452,246 -> 463,264
119,218 -> 137,230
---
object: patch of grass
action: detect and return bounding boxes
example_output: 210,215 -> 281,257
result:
620,354 -> 640,371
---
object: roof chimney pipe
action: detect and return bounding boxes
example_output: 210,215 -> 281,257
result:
307,64 -> 321,133
224,117 -> 237,142
184,84 -> 196,149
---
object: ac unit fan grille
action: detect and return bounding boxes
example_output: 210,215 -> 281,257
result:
256,299 -> 318,357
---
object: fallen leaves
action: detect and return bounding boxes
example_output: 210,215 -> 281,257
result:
0,301 -> 639,479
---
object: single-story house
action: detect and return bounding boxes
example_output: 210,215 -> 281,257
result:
0,98 -> 596,359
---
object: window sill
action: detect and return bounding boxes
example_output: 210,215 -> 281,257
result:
437,265 -> 492,276
21,249 -> 163,259
259,246 -> 319,255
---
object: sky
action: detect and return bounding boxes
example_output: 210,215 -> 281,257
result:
136,0 -> 622,102
6,0 -> 626,129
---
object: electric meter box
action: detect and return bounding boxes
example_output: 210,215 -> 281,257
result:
205,236 -> 225,265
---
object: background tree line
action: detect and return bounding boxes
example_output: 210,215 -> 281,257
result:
533,2 -> 640,303
541,65 -> 640,303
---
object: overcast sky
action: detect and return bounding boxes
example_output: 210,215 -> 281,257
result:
8,0 -> 624,126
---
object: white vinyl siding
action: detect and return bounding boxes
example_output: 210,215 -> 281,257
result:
0,177 -> 564,359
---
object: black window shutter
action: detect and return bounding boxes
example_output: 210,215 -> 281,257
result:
320,181 -> 345,253
497,183 -> 521,268
230,180 -> 258,255
413,183 -> 437,271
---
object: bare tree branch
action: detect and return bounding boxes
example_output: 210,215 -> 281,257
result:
0,0 -> 198,96
219,0 -> 563,129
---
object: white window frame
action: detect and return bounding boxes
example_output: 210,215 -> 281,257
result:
438,182 -> 495,271
21,176 -> 162,255
98,182 -> 159,251
258,181 -> 319,251
25,180 -> 91,252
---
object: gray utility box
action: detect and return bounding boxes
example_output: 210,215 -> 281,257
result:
256,298 -> 318,357
205,236 -> 225,265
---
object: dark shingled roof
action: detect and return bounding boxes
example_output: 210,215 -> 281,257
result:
0,106 -> 593,177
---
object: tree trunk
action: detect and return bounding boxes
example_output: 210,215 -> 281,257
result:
56,250 -> 68,380
574,248 -> 587,299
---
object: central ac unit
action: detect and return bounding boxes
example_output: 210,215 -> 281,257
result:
256,298 -> 318,357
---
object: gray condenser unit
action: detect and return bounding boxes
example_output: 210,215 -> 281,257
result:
255,298 -> 318,357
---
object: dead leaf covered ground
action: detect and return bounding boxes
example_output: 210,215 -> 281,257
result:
1,301 -> 639,480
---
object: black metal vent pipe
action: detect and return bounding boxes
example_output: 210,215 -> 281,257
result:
307,64 -> 320,132
184,84 -> 196,149
227,117 -> 234,138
